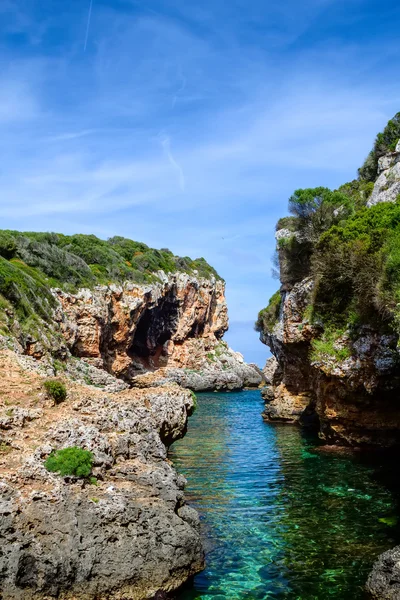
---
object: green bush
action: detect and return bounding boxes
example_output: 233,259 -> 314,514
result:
308,199 -> 400,330
337,180 -> 374,210
288,187 -> 354,242
358,112 -> 400,182
0,230 -> 222,292
45,447 -> 93,477
276,216 -> 299,232
44,379 -> 67,403
255,291 -> 281,333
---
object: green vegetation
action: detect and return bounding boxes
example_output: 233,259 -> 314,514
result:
310,328 -> 351,363
255,291 -> 281,333
0,230 -> 221,352
0,442 -> 12,454
44,379 -> 67,404
0,231 -> 221,291
45,447 -> 93,478
337,180 -> 374,209
358,113 -> 400,181
256,113 -> 400,348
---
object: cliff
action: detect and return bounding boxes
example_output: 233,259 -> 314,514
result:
53,273 -> 261,391
0,231 -> 260,598
257,114 -> 400,447
0,231 -> 261,390
0,347 -> 203,599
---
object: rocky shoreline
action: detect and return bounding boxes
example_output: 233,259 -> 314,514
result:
0,348 -> 204,599
0,257 -> 262,598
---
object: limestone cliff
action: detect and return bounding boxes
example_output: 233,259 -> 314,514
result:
260,276 -> 400,445
0,231 -> 261,390
0,348 -> 203,599
257,121 -> 400,448
52,272 -> 261,391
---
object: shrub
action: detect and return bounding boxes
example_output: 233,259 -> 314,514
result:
44,379 -> 67,404
337,180 -> 374,209
255,291 -> 281,333
45,447 -> 93,477
0,233 -> 17,260
288,187 -> 354,243
276,216 -> 299,232
358,112 -> 400,182
311,200 -> 400,328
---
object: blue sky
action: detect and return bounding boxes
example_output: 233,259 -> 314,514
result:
1,0 -> 400,365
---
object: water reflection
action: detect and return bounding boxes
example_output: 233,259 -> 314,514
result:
170,391 -> 399,600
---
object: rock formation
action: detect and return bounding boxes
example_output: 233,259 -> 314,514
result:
257,130 -> 400,447
0,231 -> 261,598
259,274 -> 400,444
0,348 -> 204,599
368,140 -> 400,206
367,546 -> 400,599
52,272 -> 261,391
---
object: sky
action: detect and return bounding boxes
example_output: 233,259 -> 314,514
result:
1,0 -> 400,365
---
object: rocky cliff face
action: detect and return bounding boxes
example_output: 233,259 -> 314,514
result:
51,272 -> 261,391
0,348 -> 203,599
368,139 -> 400,206
258,140 -> 400,448
261,276 -> 400,446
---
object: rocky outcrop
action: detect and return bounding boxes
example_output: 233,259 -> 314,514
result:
260,276 -> 400,445
51,272 -> 261,390
0,349 -> 204,599
367,546 -> 400,599
368,140 -> 400,206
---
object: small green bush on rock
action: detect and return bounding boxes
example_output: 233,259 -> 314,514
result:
255,291 -> 282,333
45,447 -> 93,478
44,379 -> 67,404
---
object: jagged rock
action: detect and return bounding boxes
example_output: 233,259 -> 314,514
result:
0,366 -> 204,600
258,277 -> 400,446
367,546 -> 400,599
368,145 -> 400,206
262,356 -> 281,385
52,276 -> 261,391
262,383 -> 312,423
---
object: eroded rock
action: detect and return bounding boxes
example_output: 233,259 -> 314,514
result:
0,361 -> 204,600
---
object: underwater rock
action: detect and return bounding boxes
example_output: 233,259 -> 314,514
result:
367,545 -> 400,599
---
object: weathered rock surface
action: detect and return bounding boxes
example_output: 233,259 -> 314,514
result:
367,546 -> 400,599
51,272 -> 261,390
368,140 -> 400,206
259,277 -> 400,445
0,350 -> 204,599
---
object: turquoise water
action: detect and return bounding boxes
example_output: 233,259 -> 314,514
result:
169,390 -> 400,600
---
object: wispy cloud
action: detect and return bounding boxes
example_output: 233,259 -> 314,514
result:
159,133 -> 186,192
84,0 -> 94,52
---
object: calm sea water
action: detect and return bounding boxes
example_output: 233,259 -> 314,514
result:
169,390 -> 400,600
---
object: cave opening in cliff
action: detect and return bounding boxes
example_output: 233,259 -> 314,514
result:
129,294 -> 180,360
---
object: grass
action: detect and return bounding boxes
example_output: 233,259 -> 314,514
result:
310,329 -> 351,363
0,442 -> 12,454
